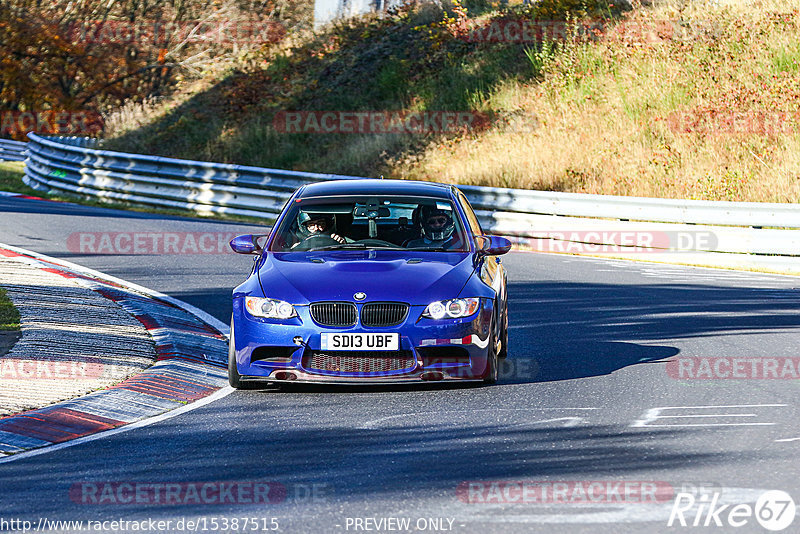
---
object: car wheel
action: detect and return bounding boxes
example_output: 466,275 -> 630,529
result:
498,304 -> 509,359
483,315 -> 499,384
228,319 -> 243,389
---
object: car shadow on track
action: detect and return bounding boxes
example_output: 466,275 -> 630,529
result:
499,280 -> 800,385
204,278 -> 800,391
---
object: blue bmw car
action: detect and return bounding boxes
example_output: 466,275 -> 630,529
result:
228,179 -> 511,386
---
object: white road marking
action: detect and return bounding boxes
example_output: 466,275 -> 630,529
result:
643,423 -> 777,427
631,404 -> 787,428
658,414 -> 760,418
639,404 -> 788,409
774,437 -> 800,442
360,408 -> 598,429
506,417 -> 589,428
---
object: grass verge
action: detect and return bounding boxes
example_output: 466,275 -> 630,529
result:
0,287 -> 20,331
0,162 -> 40,196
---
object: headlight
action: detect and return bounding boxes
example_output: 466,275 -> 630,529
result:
422,298 -> 480,319
245,296 -> 297,319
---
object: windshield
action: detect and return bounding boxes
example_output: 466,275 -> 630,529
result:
269,195 -> 470,252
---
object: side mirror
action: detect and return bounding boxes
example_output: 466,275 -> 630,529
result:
476,235 -> 512,256
230,234 -> 268,255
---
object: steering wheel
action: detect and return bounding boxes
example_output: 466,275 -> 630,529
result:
354,239 -> 397,248
295,235 -> 340,250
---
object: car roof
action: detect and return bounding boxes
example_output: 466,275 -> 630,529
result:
297,179 -> 454,199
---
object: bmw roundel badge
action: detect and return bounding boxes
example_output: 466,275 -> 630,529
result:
354,292 -> 367,301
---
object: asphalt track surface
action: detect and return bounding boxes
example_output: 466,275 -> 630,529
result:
1,195 -> 799,533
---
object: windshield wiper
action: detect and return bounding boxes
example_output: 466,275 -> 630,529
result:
309,243 -> 368,251
409,247 -> 449,252
310,244 -> 408,251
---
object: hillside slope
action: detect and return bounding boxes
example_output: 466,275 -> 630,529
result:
104,0 -> 800,203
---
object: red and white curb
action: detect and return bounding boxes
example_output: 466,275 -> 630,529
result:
0,190 -> 62,202
0,243 -> 232,463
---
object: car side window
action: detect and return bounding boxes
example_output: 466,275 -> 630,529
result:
457,191 -> 483,237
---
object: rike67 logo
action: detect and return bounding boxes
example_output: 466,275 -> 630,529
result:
668,490 -> 796,531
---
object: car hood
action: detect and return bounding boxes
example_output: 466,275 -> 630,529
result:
257,250 -> 476,305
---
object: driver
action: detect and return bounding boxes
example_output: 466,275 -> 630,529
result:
406,206 -> 460,249
291,212 -> 345,248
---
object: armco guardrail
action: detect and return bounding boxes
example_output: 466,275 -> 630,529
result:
0,138 -> 27,162
462,184 -> 800,228
24,134 -> 362,219
20,134 -> 800,258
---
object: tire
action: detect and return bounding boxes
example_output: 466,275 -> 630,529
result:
483,315 -> 499,384
228,319 -> 243,389
498,304 -> 509,359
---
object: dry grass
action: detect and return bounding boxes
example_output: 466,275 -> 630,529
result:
101,0 -> 800,203
391,0 -> 800,202
102,97 -> 172,140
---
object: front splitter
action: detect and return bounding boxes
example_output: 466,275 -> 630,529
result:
241,369 -> 483,385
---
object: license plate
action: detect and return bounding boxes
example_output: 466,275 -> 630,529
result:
321,333 -> 399,351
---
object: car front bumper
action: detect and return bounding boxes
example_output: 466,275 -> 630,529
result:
232,298 -> 495,383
